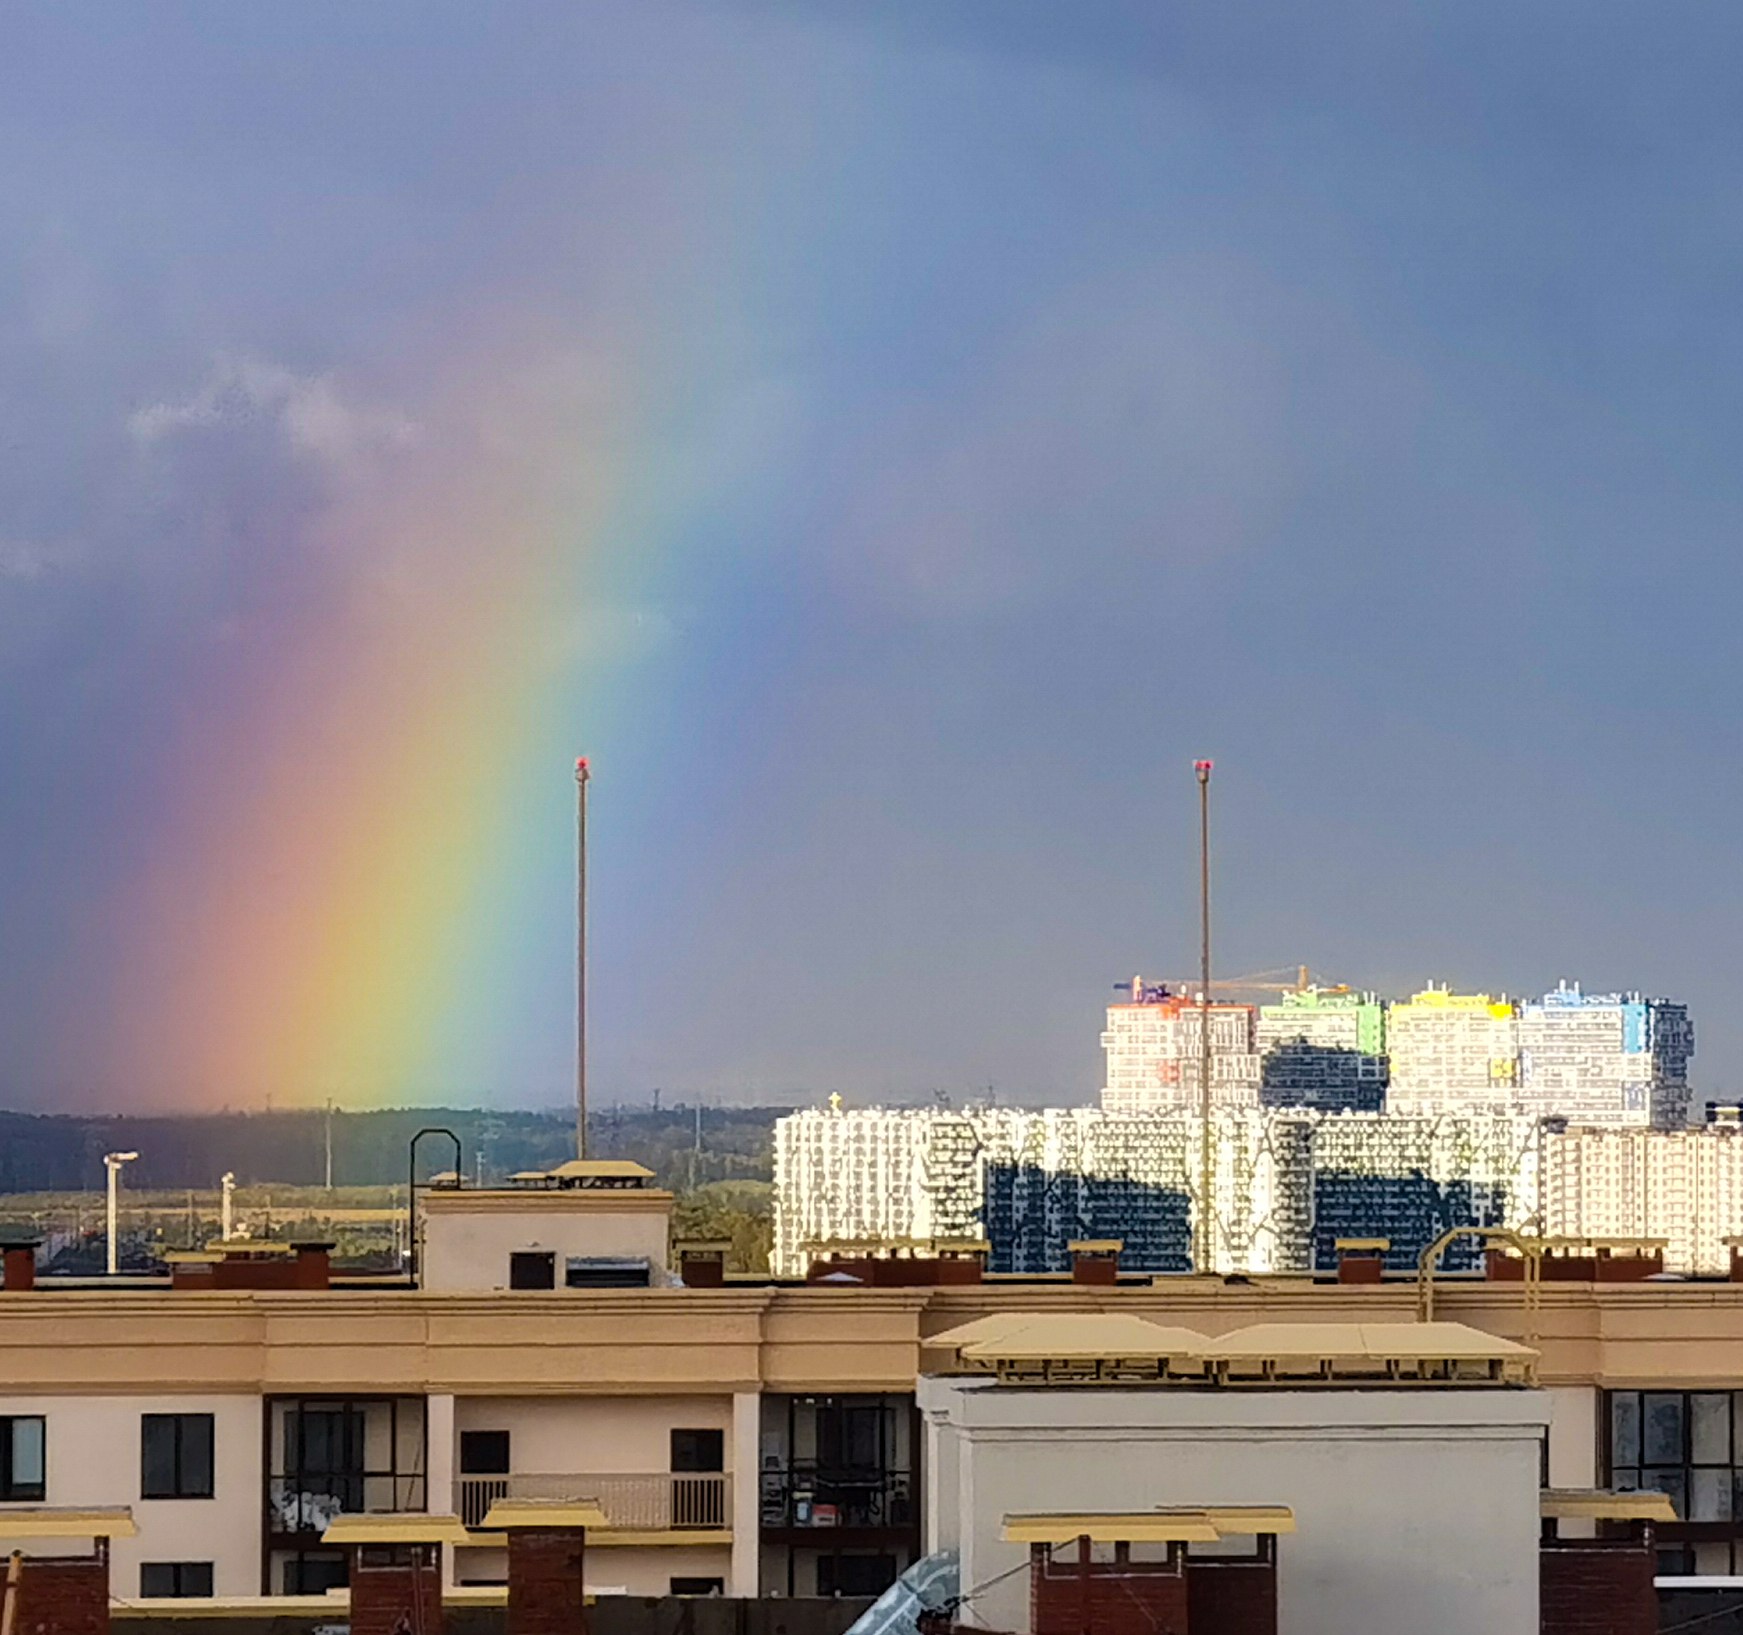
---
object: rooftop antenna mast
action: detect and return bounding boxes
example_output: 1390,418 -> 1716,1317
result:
575,756 -> 591,1159
1195,759 -> 1214,1274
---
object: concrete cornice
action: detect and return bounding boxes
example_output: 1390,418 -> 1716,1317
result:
421,1190 -> 675,1215
5,1278 -> 1743,1396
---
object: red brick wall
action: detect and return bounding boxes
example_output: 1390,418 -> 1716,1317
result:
9,1556 -> 109,1635
507,1528 -> 587,1635
1540,1542 -> 1656,1635
1187,1559 -> 1277,1635
348,1558 -> 444,1635
1069,1260 -> 1118,1287
1032,1551 -> 1188,1635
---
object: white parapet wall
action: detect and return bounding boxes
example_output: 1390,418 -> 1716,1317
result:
918,1373 -> 1549,1635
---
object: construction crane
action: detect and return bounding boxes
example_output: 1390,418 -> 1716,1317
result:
1115,967 -> 1350,1001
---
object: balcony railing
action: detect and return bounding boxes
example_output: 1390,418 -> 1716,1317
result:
455,1472 -> 729,1532
758,1466 -> 914,1531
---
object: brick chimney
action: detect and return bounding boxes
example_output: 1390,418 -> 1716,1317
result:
934,1239 -> 989,1285
485,1499 -> 608,1635
675,1240 -> 730,1288
1334,1238 -> 1390,1285
2,1239 -> 38,1292
1068,1239 -> 1123,1285
320,1517 -> 466,1635
292,1242 -> 334,1290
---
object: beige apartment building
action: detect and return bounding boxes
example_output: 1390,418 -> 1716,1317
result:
4,1165 -> 1743,1603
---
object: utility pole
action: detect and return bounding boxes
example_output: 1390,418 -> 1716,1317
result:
324,1100 -> 334,1191
575,756 -> 591,1159
103,1151 -> 138,1276
1195,759 -> 1214,1274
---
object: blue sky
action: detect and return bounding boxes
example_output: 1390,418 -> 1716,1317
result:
3,3 -> 1743,1110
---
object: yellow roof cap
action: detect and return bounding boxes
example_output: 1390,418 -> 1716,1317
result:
546,1159 -> 654,1181
0,1507 -> 137,1540
1200,1506 -> 1296,1536
1541,1489 -> 1676,1522
1003,1512 -> 1219,1544
959,1314 -> 1206,1361
321,1514 -> 471,1546
1205,1321 -> 1536,1364
479,1499 -> 610,1531
925,1313 -> 1038,1350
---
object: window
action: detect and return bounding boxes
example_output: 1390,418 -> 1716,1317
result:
818,1555 -> 897,1597
267,1397 -> 426,1538
1608,1388 -> 1743,1573
1607,1389 -> 1743,1521
142,1414 -> 214,1499
279,1552 -> 348,1595
671,1429 -> 724,1473
509,1252 -> 555,1290
460,1431 -> 510,1475
140,1562 -> 213,1598
0,1417 -> 44,1501
671,1577 -> 725,1596
565,1256 -> 651,1288
458,1429 -> 511,1529
670,1428 -> 726,1528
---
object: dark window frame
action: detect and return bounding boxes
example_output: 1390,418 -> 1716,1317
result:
671,1429 -> 724,1473
139,1561 -> 214,1598
509,1251 -> 555,1290
460,1430 -> 511,1475
264,1394 -> 428,1568
671,1577 -> 725,1596
277,1551 -> 348,1595
817,1553 -> 898,1597
0,1415 -> 45,1502
1606,1388 -> 1743,1573
142,1413 -> 215,1500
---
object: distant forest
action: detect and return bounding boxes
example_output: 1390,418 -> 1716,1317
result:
0,1103 -> 791,1194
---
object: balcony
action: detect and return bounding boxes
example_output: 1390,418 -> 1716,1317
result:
455,1472 -> 729,1534
758,1466 -> 915,1532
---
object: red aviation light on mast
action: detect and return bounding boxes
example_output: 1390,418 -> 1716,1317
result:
575,756 -> 590,782
1194,759 -> 1213,780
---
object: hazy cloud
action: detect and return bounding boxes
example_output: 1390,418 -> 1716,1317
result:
128,355 -> 420,473
0,537 -> 80,582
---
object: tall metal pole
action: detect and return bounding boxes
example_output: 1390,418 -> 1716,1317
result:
1195,760 -> 1214,1273
102,1151 -> 137,1277
575,756 -> 591,1160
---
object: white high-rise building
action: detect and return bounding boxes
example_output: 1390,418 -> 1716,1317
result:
1100,980 -> 1261,1114
1517,983 -> 1693,1128
1542,1113 -> 1743,1273
1385,986 -> 1520,1116
772,1104 -> 1538,1278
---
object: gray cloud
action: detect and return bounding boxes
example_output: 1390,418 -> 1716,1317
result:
129,355 -> 420,473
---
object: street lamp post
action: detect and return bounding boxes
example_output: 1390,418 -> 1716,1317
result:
103,1151 -> 139,1276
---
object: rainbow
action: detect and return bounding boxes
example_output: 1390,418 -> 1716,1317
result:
114,292 -> 753,1109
